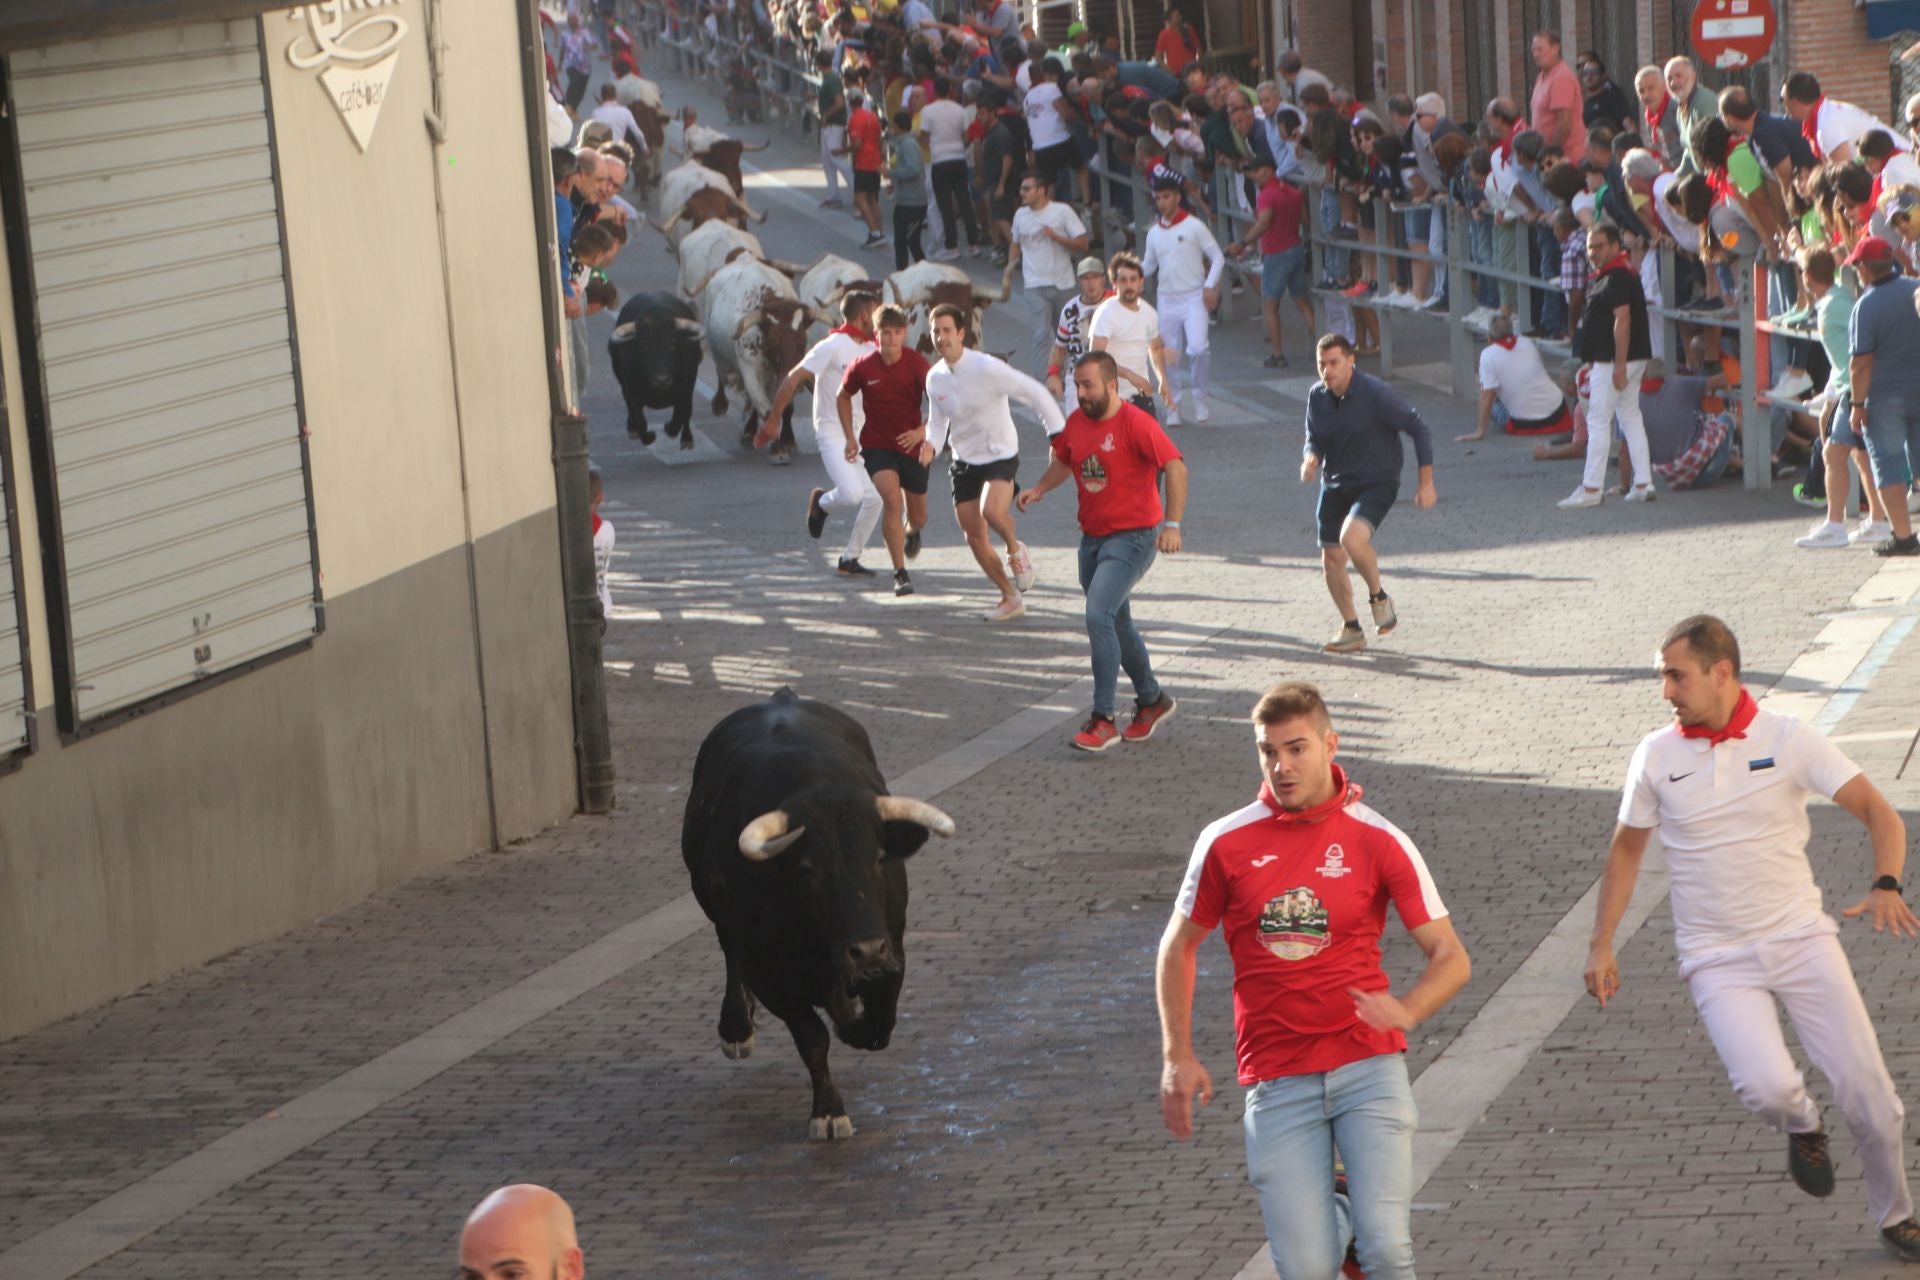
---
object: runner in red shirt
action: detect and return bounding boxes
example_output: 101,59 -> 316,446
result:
838,304 -> 935,596
1016,351 -> 1186,751
1157,681 -> 1471,1279
845,91 -> 887,247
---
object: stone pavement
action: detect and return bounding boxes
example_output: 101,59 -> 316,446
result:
5,47 -> 1920,1280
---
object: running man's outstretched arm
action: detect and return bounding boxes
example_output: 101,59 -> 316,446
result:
1381,382 -> 1438,507
1015,455 -> 1074,510
986,357 -> 1068,435
1834,774 -> 1920,936
1585,822 -> 1654,1007
755,365 -> 813,448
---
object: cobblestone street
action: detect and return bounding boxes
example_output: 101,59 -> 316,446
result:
5,48 -> 1920,1280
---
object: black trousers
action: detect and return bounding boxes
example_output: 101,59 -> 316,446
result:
894,204 -> 927,270
931,160 -> 979,250
564,69 -> 590,110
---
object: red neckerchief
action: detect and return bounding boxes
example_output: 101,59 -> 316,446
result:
832,323 -> 874,343
1870,171 -> 1885,212
1492,334 -> 1518,350
1644,92 -> 1670,135
1257,764 -> 1360,823
1677,687 -> 1757,745
592,512 -> 604,534
1494,124 -> 1517,166
1641,377 -> 1664,393
1801,97 -> 1825,158
1598,251 -> 1632,276
1705,165 -> 1734,206
1157,208 -> 1190,228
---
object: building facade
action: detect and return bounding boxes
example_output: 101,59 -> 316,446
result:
0,0 -> 579,1040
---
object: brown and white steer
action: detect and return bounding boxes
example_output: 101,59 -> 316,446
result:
678,220 -> 767,310
883,260 -> 1014,352
654,161 -> 764,249
682,123 -> 772,197
702,257 -> 828,459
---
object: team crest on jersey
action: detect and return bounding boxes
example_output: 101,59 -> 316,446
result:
1316,843 -> 1352,878
1259,887 -> 1330,960
1100,431 -> 1116,453
1079,453 -> 1109,492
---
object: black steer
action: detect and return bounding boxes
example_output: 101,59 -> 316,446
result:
608,292 -> 704,447
682,689 -> 954,1140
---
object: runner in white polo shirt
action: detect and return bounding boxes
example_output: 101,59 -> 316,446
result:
759,292 -> 882,577
1089,252 -> 1170,416
919,302 -> 1066,622
1141,177 -> 1224,424
1586,614 -> 1920,1265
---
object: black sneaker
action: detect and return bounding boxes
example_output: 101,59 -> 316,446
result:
893,569 -> 914,596
904,527 -> 921,560
1882,1217 -> 1920,1263
1788,1129 -> 1835,1198
837,558 -> 877,577
1875,533 -> 1920,557
806,488 -> 828,539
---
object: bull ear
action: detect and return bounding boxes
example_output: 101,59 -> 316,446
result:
610,322 -> 640,344
881,821 -> 932,860
739,810 -> 806,860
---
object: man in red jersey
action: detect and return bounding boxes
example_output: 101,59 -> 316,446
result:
838,304 -> 934,597
1156,681 -> 1471,1279
1017,351 -> 1186,752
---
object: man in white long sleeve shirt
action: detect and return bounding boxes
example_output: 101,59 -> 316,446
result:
1141,179 -> 1225,424
758,293 -> 883,577
918,302 -> 1066,622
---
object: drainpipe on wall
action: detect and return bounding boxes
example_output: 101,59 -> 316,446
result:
518,0 -> 616,815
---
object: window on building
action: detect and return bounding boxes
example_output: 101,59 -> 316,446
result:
1,19 -> 322,732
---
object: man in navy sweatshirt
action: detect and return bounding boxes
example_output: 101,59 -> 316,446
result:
1301,334 -> 1437,652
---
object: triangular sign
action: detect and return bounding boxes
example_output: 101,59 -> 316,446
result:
318,50 -> 400,153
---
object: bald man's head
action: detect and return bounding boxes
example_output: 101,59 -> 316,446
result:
459,1185 -> 583,1280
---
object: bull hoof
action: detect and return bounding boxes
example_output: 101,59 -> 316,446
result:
680,429 -> 697,451
807,1114 -> 855,1141
721,1034 -> 754,1059
629,424 -> 656,444
712,390 -> 729,414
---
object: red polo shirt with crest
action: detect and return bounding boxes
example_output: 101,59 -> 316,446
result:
1176,767 -> 1448,1084
1051,401 -> 1182,537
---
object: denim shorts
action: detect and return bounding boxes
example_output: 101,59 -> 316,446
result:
1829,392 -> 1862,451
1863,391 -> 1920,488
1262,246 -> 1310,300
1402,206 -> 1433,242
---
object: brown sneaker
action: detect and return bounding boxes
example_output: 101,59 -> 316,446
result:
1788,1129 -> 1835,1198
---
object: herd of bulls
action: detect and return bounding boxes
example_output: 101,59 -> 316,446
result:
682,690 -> 955,1139
607,146 -> 1015,458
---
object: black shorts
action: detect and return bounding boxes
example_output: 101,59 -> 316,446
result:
865,447 -> 929,494
950,455 -> 1019,506
1315,480 -> 1398,547
853,169 -> 881,196
1035,139 -> 1078,182
990,192 -> 1019,223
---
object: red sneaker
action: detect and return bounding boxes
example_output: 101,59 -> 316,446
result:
1070,715 -> 1119,751
1122,693 -> 1176,742
1341,1242 -> 1367,1279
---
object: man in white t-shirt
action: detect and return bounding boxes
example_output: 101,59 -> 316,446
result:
1008,170 -> 1090,375
1457,314 -> 1572,441
1140,179 -> 1224,424
1784,71 -> 1908,166
1586,615 -> 1920,1265
919,79 -> 981,260
1024,63 -> 1086,205
589,84 -> 650,157
1089,252 -> 1168,414
758,292 -> 883,577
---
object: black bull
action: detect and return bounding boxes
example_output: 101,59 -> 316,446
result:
681,689 -> 955,1140
607,292 -> 703,447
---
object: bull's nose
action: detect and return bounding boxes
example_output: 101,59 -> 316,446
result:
847,939 -> 889,967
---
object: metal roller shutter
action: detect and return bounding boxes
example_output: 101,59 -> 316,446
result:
7,20 -> 320,725
0,456 -> 25,754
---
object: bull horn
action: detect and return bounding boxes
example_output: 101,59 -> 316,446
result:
886,278 -> 902,304
733,306 -> 766,341
739,810 -> 807,860
875,796 -> 956,838
743,139 -> 771,152
809,305 -> 837,328
764,257 -> 805,276
994,264 -> 1015,302
654,208 -> 685,238
610,321 -> 640,344
730,193 -> 767,224
673,317 -> 704,335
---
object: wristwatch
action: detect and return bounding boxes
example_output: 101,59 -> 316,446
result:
1874,874 -> 1903,894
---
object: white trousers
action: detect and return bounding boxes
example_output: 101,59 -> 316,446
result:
1682,919 -> 1914,1228
819,125 -> 851,197
814,425 -> 881,562
1582,358 -> 1651,491
1159,287 -> 1211,418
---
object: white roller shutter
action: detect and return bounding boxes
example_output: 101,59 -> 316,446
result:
0,457 -> 26,754
8,20 -> 320,724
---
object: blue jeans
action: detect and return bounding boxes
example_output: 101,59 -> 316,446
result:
1318,186 -> 1349,282
1244,1052 -> 1418,1280
1077,527 -> 1161,719
1466,215 -> 1497,308
1534,229 -> 1564,334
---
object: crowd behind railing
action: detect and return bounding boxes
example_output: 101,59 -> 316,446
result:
543,0 -> 1920,546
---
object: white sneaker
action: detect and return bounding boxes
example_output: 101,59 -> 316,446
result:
983,596 -> 1026,623
1623,483 -> 1657,503
1851,520 -> 1894,545
1189,396 -> 1210,423
1766,369 -> 1815,400
1796,520 -> 1851,548
1557,486 -> 1603,509
1008,542 -> 1036,592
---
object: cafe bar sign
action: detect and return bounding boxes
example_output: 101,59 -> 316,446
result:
283,0 -> 410,152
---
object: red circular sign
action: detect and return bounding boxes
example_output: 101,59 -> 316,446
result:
1691,0 -> 1776,72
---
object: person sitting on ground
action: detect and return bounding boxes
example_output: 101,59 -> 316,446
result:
1460,313 -> 1574,441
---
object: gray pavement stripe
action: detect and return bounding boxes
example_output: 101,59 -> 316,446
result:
1233,557 -> 1920,1280
0,622 -> 1225,1280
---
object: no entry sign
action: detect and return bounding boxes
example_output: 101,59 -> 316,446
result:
1691,0 -> 1777,71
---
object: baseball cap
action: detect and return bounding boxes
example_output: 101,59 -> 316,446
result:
1075,255 -> 1106,276
1846,235 -> 1896,266
1150,173 -> 1185,193
1888,192 -> 1919,224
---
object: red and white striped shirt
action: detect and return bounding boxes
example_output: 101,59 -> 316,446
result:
1177,767 -> 1447,1083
